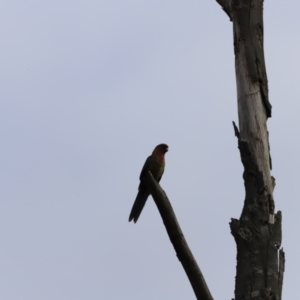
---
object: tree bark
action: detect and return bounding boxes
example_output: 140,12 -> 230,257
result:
144,172 -> 213,300
215,0 -> 285,299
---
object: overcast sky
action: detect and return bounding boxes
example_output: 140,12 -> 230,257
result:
1,1 -> 299,299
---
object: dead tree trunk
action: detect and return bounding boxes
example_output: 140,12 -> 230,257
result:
215,0 -> 285,299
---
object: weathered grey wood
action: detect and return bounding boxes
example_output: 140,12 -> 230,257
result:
144,171 -> 214,300
215,0 -> 232,20
216,0 -> 285,299
233,0 -> 274,218
278,247 -> 285,300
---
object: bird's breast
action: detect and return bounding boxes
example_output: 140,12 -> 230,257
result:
149,156 -> 165,178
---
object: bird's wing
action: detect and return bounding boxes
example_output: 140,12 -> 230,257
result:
139,155 -> 152,180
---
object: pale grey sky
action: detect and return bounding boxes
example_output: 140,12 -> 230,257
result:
0,1 -> 299,299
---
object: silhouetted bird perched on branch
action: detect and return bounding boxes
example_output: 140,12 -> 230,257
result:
128,144 -> 168,223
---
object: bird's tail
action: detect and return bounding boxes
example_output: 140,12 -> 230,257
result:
128,191 -> 149,223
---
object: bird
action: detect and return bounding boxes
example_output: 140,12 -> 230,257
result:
129,143 -> 169,223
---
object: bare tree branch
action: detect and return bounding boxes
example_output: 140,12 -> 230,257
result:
215,0 -> 232,20
144,171 -> 213,300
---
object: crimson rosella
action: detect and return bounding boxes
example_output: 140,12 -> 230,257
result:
129,143 -> 169,223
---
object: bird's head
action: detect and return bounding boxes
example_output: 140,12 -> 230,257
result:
153,143 -> 169,155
